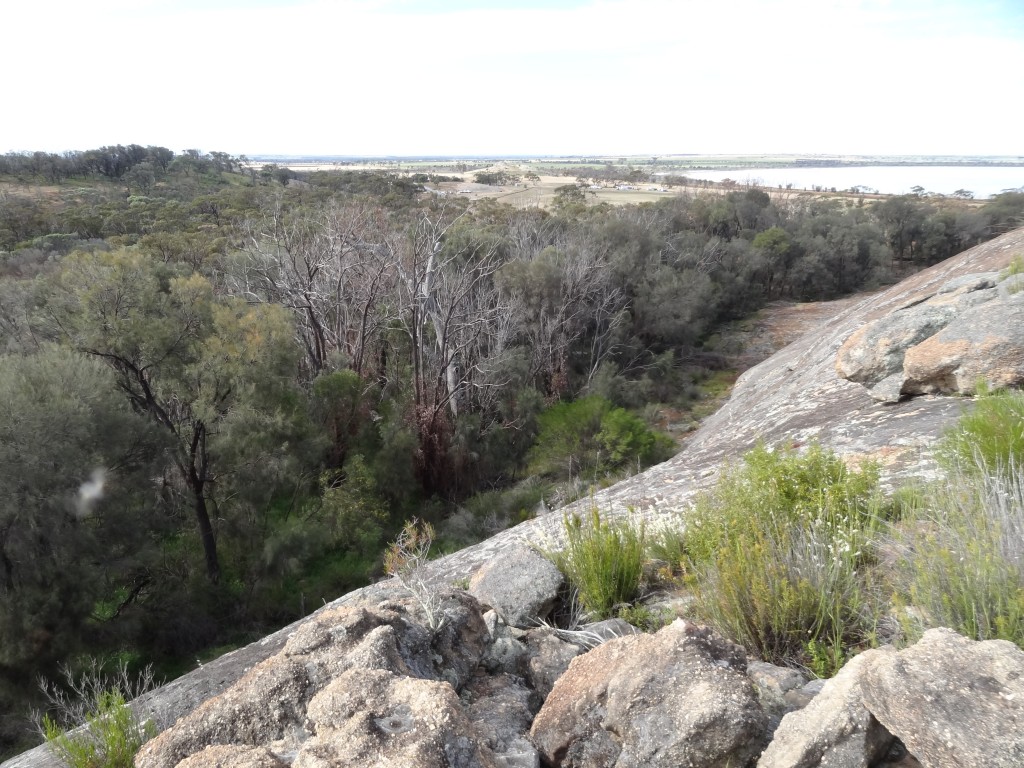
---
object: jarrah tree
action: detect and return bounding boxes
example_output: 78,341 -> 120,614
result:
43,249 -> 302,583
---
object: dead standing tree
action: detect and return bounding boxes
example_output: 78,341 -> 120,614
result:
394,207 -> 512,492
231,199 -> 396,379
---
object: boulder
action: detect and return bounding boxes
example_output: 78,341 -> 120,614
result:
836,267 -> 1023,402
296,666 -> 496,768
835,302 -> 956,398
469,546 -> 564,628
521,628 -> 583,699
480,624 -> 530,676
524,626 -> 581,700
902,294 -> 1024,396
136,592 -> 490,768
861,628 -> 1024,768
530,620 -> 766,768
934,272 -> 1000,295
746,661 -> 810,733
757,650 -> 894,768
834,286 -> 998,403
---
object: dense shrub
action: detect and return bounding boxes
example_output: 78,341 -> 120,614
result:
894,389 -> 1024,645
683,444 -> 884,673
891,467 -> 1024,645
528,396 -> 674,479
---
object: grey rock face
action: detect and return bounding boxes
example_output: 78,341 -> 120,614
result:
747,661 -> 810,735
757,650 -> 894,768
861,628 -> 1024,768
136,592 -> 493,768
835,303 -> 960,395
836,266 -> 1024,402
902,293 -> 1024,396
530,620 -> 766,768
469,546 -> 565,628
463,673 -> 540,768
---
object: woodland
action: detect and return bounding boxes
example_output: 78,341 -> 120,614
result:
1,145 -> 1022,754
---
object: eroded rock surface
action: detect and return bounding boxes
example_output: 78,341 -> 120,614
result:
530,620 -> 766,768
836,267 -> 1024,402
136,591 -> 493,768
902,293 -> 1024,396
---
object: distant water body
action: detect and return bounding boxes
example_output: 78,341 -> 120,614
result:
682,166 -> 1024,199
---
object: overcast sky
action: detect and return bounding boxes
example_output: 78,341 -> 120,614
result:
3,0 -> 1022,157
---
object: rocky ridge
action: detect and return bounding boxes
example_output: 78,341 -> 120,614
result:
5,228 -> 1024,768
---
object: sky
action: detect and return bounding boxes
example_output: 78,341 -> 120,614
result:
2,0 -> 1022,157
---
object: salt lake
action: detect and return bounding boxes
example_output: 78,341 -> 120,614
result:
680,165 -> 1024,199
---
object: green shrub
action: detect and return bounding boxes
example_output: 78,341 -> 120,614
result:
549,508 -> 647,620
528,396 -> 608,477
44,690 -> 153,768
596,407 -> 676,468
528,396 -> 674,480
891,464 -> 1024,645
684,444 -> 884,673
938,387 -> 1024,475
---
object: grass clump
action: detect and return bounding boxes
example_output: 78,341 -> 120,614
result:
549,508 -> 647,620
684,444 -> 884,674
938,386 -> 1024,476
384,519 -> 450,632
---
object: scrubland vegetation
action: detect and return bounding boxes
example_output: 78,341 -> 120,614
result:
2,145 -> 1024,755
550,388 -> 1024,679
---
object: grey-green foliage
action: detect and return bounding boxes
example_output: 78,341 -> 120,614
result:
892,467 -> 1024,645
0,345 -> 161,668
683,444 -> 884,673
895,387 -> 1024,645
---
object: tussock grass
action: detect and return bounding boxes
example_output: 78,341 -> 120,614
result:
548,508 -> 646,620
